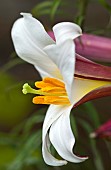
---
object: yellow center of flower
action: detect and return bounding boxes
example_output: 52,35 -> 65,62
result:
22,77 -> 70,105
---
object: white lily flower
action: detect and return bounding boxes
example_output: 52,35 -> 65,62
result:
11,13 -> 109,166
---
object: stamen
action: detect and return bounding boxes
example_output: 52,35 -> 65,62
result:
35,81 -> 55,88
22,77 -> 69,105
41,87 -> 66,94
33,96 -> 70,105
22,83 -> 66,96
43,77 -> 65,88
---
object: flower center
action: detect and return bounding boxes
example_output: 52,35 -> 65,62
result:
22,77 -> 70,105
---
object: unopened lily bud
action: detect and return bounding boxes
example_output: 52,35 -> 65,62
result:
90,119 -> 111,141
75,33 -> 111,62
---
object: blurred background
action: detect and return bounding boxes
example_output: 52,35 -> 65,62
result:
0,0 -> 111,170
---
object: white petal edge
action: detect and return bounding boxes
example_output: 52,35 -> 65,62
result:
53,22 -> 82,43
44,40 -> 75,102
11,13 -> 61,78
42,133 -> 67,166
42,105 -> 72,166
49,107 -> 88,163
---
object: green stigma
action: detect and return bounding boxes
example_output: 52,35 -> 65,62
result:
22,83 -> 66,96
22,83 -> 34,94
22,83 -> 43,95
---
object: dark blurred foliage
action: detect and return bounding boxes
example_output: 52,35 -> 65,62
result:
0,0 -> 111,170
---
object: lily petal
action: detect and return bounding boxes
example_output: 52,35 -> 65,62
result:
42,105 -> 73,166
75,54 -> 111,81
20,13 -> 54,47
49,107 -> 88,163
53,22 -> 82,43
75,85 -> 111,107
11,13 -> 61,78
44,40 -> 75,102
72,77 -> 111,105
43,133 -> 67,166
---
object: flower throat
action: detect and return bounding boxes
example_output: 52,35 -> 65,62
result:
22,77 -> 70,105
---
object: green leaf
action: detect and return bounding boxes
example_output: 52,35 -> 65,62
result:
98,0 -> 111,13
75,0 -> 89,29
83,102 -> 100,127
36,9 -> 51,16
0,58 -> 24,73
70,113 -> 78,138
78,119 -> 104,170
50,0 -> 62,20
11,107 -> 46,137
23,111 -> 45,135
0,132 -> 19,146
32,0 -> 63,22
8,131 -> 42,170
32,1 -> 52,17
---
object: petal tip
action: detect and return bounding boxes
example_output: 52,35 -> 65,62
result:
53,22 -> 82,42
77,155 -> 89,162
89,132 -> 97,138
20,12 -> 32,18
64,161 -> 68,165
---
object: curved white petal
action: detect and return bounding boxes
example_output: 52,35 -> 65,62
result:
12,13 -> 54,48
49,107 -> 88,163
42,134 -> 67,166
42,105 -> 72,166
53,22 -> 82,43
43,77 -> 110,165
44,40 -> 75,102
11,13 -> 60,78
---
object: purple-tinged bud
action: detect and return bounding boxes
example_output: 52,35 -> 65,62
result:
75,34 -> 111,62
90,119 -> 111,141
